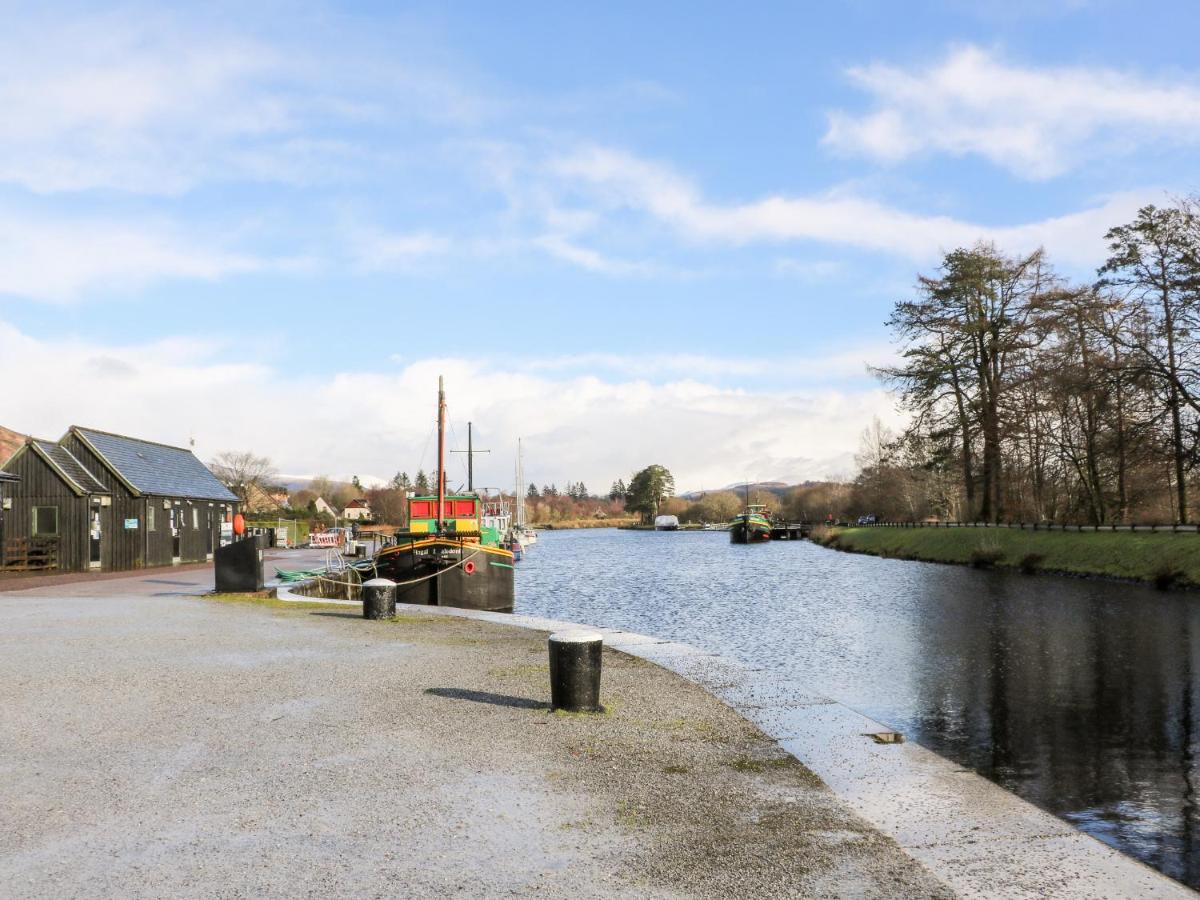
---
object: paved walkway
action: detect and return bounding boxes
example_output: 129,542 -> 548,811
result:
0,564 -> 947,898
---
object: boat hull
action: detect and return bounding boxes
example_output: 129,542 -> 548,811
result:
729,519 -> 771,544
373,538 -> 515,612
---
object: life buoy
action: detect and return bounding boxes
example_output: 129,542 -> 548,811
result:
233,513 -> 245,536
464,560 -> 476,575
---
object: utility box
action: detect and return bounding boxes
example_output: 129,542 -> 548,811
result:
215,535 -> 265,592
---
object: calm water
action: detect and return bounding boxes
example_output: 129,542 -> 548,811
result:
515,528 -> 1200,888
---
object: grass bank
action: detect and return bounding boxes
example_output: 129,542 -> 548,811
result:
813,526 -> 1200,589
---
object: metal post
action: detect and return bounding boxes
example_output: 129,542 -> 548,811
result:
548,631 -> 603,712
362,578 -> 397,619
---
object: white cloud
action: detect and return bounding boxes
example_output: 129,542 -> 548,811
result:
549,145 -> 1148,266
824,45 -> 1200,178
531,234 -> 657,276
0,213 -> 305,302
0,321 -> 900,492
0,9 -> 485,195
350,229 -> 451,272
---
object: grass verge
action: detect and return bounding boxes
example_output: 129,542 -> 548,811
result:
812,526 -> 1200,589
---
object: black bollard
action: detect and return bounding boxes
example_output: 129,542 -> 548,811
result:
548,631 -> 603,712
362,577 -> 397,619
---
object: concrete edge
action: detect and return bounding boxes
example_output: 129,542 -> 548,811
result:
273,585 -> 1192,899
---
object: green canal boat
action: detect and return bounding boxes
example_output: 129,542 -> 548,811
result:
729,503 -> 772,544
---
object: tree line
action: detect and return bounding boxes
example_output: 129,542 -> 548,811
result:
858,197 -> 1200,526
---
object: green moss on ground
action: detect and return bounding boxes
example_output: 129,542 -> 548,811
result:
203,592 -> 351,611
816,526 -> 1200,588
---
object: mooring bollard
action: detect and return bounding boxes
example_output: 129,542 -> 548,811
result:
362,577 -> 397,620
548,631 -> 603,712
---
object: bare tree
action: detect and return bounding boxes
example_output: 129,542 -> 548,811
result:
1099,204 -> 1200,522
209,451 -> 276,503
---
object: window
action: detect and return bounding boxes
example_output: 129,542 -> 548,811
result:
33,506 -> 58,537
192,508 -> 199,529
148,504 -> 156,531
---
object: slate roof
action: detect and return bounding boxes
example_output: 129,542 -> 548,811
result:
72,427 -> 239,502
33,440 -> 109,494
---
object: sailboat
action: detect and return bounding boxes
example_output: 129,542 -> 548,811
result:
371,378 -> 516,611
514,438 -> 538,546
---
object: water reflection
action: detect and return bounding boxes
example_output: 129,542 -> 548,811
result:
515,529 -> 1200,887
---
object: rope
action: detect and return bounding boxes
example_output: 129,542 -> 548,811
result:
277,548 -> 483,592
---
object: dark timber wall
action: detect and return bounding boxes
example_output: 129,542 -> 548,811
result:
60,434 -> 233,571
1,448 -> 96,572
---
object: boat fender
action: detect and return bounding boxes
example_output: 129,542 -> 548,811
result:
464,560 -> 476,575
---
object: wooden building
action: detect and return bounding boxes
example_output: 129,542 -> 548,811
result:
1,427 -> 239,573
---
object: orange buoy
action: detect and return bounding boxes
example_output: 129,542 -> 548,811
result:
233,513 -> 245,536
464,560 -> 476,575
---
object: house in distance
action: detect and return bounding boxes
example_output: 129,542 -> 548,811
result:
1,426 -> 240,574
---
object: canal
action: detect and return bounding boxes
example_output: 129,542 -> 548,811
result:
515,528 -> 1200,889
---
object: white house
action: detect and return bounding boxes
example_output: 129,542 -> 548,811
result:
343,498 -> 371,521
314,497 -> 336,517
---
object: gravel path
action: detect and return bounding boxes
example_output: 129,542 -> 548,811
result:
0,585 -> 951,897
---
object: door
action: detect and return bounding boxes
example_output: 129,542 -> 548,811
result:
170,506 -> 181,563
88,500 -> 103,569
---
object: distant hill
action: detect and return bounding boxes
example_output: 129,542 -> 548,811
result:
680,480 -> 795,501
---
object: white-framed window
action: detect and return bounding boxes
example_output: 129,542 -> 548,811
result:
148,504 -> 156,531
192,508 -> 199,529
33,506 -> 58,536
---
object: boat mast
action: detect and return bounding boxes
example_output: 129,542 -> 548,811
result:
437,376 -> 446,535
451,422 -> 489,494
516,438 -> 526,528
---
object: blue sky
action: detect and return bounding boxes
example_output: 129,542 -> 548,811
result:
2,1 -> 1198,491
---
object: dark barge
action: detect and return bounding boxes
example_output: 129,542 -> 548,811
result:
371,378 -> 515,612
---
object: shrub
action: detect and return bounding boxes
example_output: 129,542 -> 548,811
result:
970,536 -> 1004,568
1018,552 -> 1044,574
1153,564 -> 1185,590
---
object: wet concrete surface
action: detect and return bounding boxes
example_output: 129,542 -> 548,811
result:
1,558 -> 946,898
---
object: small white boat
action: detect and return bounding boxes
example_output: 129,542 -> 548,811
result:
654,515 -> 680,531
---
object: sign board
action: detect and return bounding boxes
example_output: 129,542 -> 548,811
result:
220,521 -> 234,547
124,518 -> 138,530
310,531 -> 342,548
276,525 -> 289,547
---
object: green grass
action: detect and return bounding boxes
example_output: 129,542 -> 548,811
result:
203,592 -> 351,611
817,527 -> 1200,588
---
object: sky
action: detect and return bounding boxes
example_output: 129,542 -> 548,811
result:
2,0 -> 1199,493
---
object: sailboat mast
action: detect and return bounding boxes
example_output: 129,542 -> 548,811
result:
466,422 -> 473,492
516,438 -> 526,527
437,376 -> 446,534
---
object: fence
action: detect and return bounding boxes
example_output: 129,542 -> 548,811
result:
2,537 -> 59,572
855,520 -> 1200,534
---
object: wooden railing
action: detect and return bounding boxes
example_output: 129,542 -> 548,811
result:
850,520 -> 1200,533
1,538 -> 59,572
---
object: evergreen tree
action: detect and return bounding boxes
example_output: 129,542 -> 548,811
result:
526,482 -> 539,499
391,471 -> 412,491
415,470 -> 430,493
625,465 -> 675,523
609,479 -> 627,501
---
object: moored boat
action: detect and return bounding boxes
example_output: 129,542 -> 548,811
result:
371,378 -> 515,611
729,504 -> 772,544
